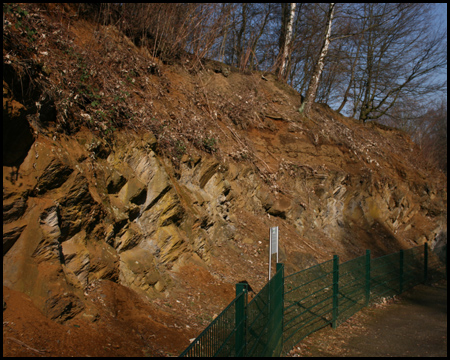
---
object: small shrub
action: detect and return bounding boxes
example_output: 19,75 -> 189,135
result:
203,137 -> 217,153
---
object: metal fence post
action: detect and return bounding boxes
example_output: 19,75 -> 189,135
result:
235,283 -> 247,357
275,263 -> 284,356
332,255 -> 339,329
399,249 -> 404,294
365,249 -> 371,306
424,242 -> 428,284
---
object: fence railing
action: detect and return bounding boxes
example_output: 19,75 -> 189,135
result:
283,258 -> 334,352
180,264 -> 284,357
179,243 -> 447,357
179,287 -> 245,357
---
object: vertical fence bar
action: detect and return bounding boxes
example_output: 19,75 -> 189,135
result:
235,283 -> 247,357
365,249 -> 371,306
399,249 -> 404,294
332,255 -> 339,329
424,242 -> 428,284
269,232 -> 272,281
275,263 -> 284,356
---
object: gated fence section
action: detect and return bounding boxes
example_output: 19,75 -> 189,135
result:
180,243 -> 447,357
245,263 -> 284,357
180,264 -> 284,357
283,258 -> 334,352
178,288 -> 245,357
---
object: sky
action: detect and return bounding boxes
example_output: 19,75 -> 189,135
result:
331,3 -> 447,116
434,3 -> 447,27
433,3 -> 447,94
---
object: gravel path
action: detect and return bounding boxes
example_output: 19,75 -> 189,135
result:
287,281 -> 447,357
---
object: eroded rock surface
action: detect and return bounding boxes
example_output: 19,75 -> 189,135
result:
3,122 -> 446,324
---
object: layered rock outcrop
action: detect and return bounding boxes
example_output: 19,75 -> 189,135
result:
2,13 -> 446,327
3,111 -> 446,322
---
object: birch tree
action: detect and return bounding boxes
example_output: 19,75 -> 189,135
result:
300,3 -> 335,116
278,3 -> 296,80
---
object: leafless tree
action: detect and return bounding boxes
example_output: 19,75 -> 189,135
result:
346,4 -> 447,122
300,3 -> 335,116
276,3 -> 296,80
404,99 -> 447,174
85,3 -> 446,130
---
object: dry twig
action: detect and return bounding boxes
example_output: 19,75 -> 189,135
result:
6,337 -> 48,355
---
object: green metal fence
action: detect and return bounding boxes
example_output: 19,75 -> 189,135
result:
179,242 -> 447,357
335,252 -> 368,327
370,250 -> 402,301
401,245 -> 425,293
180,264 -> 284,357
283,258 -> 334,353
179,288 -> 246,357
246,263 -> 284,357
426,244 -> 447,282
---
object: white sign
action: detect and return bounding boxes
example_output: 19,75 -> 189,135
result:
270,227 -> 278,255
269,226 -> 279,280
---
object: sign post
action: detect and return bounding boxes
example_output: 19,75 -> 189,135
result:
269,226 -> 279,280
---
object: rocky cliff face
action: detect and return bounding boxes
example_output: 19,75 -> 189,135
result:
3,4 -> 447,355
3,77 -> 447,323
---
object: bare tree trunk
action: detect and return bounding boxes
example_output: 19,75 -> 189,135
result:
300,3 -> 335,116
337,34 -> 363,113
236,3 -> 248,68
280,3 -> 296,79
249,4 -> 271,70
219,5 -> 231,63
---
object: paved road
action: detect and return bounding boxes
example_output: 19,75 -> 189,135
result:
288,281 -> 447,357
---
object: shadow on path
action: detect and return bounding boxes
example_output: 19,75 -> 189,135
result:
288,281 -> 447,357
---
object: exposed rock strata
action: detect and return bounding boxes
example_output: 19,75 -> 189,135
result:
3,71 -> 446,327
